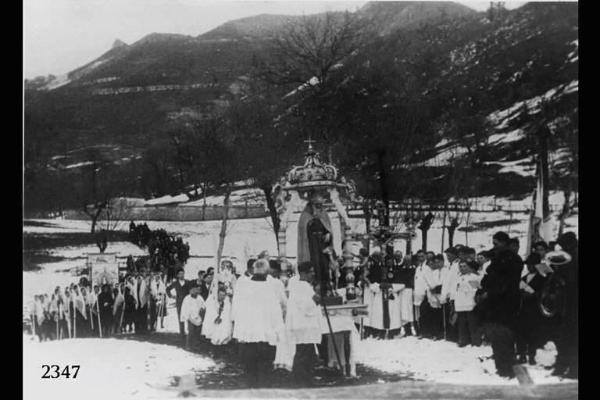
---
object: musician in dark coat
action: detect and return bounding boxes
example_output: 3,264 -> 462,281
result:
199,268 -> 214,301
551,232 -> 578,379
515,253 -> 547,365
479,231 -> 523,378
166,268 -> 192,337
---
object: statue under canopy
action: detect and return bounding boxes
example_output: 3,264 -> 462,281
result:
297,193 -> 336,297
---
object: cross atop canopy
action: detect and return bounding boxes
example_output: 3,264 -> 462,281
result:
304,137 -> 316,153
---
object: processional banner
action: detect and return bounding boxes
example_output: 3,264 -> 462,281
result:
88,253 -> 119,286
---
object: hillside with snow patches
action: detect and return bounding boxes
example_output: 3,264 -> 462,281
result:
25,2 -> 577,211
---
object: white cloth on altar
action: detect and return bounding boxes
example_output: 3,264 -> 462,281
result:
232,278 -> 285,345
320,314 -> 359,376
364,282 -> 405,330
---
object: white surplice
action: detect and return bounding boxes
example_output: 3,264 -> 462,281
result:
364,282 -> 405,330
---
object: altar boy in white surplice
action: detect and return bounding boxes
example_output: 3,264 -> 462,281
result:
286,261 -> 324,385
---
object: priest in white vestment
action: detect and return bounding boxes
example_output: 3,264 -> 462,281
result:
232,259 -> 285,387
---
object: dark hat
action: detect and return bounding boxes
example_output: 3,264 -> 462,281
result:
444,247 -> 458,255
269,259 -> 281,272
433,254 -> 445,262
525,253 -> 541,266
557,232 -> 578,251
493,231 -> 510,243
466,260 -> 479,271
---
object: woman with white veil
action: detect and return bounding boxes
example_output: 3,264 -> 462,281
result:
201,282 -> 233,345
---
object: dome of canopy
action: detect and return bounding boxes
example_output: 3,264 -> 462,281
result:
284,140 -> 347,192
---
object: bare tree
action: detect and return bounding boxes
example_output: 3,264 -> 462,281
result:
258,11 -> 367,87
76,147 -> 135,253
168,117 -> 242,270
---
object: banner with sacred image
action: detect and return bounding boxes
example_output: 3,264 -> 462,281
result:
88,253 -> 119,286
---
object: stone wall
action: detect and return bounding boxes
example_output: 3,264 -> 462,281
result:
62,205 -> 269,221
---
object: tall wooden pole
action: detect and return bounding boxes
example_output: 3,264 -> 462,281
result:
322,302 -> 345,376
96,297 -> 103,338
119,298 -> 126,333
73,300 -> 77,338
441,202 -> 448,253
538,125 -> 550,219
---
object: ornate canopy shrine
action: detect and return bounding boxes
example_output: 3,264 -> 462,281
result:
274,140 -> 357,270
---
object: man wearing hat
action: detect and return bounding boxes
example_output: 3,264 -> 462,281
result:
550,232 -> 578,379
479,231 -> 523,378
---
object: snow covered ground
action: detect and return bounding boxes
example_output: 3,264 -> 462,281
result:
356,337 -> 573,386
23,207 -> 578,392
23,336 -> 214,400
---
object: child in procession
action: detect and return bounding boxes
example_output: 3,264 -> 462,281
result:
515,253 -> 547,365
452,260 -> 482,347
180,287 -> 206,351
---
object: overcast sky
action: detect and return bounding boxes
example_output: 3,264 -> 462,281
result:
24,0 -> 554,79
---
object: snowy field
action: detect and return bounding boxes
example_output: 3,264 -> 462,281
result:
356,337 -> 573,386
23,336 -> 214,400
23,204 -> 578,392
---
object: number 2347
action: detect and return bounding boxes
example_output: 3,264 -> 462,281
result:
41,365 -> 80,379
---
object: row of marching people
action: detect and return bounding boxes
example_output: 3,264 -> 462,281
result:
29,269 -> 170,341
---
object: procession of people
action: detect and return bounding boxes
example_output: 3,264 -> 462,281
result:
27,229 -> 578,383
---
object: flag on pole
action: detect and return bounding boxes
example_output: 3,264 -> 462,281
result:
527,160 -> 556,252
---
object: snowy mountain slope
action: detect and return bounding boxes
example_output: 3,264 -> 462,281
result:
25,2 -> 578,212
